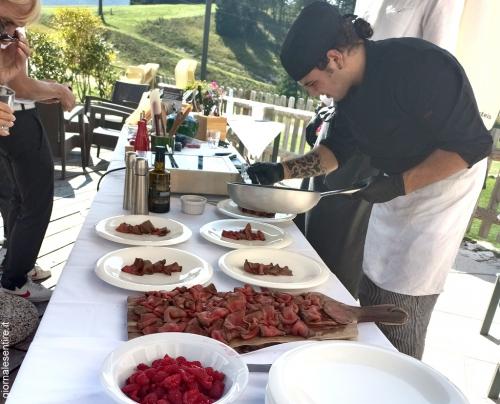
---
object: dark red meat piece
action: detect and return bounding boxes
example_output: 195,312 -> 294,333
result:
221,223 -> 266,241
115,220 -> 171,237
243,259 -> 293,276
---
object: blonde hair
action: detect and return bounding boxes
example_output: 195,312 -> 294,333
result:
1,0 -> 41,26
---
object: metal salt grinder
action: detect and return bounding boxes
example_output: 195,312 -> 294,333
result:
123,151 -> 137,210
132,157 -> 149,215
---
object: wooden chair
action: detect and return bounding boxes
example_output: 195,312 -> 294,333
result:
36,102 -> 86,179
110,81 -> 149,107
86,99 -> 134,158
82,81 -> 149,158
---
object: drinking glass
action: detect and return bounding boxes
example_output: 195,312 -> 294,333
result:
0,85 -> 15,135
207,130 -> 220,149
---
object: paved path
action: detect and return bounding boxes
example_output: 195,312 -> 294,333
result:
424,244 -> 499,404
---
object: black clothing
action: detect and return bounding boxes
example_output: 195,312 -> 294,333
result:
247,162 -> 284,185
321,38 -> 493,174
305,151 -> 377,298
0,155 -> 13,246
352,172 -> 405,203
0,108 -> 54,289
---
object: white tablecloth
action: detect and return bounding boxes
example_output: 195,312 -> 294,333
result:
7,135 -> 392,404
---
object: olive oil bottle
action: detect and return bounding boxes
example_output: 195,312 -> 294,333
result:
148,146 -> 170,213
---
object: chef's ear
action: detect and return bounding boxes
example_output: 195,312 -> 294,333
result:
326,49 -> 344,70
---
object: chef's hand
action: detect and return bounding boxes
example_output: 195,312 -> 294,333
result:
247,162 -> 284,185
352,174 -> 405,203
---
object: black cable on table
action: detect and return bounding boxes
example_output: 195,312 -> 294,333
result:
97,166 -> 125,191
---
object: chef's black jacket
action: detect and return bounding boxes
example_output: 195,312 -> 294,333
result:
321,38 -> 493,175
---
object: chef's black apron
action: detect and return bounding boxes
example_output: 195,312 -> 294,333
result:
294,151 -> 378,298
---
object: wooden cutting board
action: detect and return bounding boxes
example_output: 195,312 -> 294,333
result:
127,288 -> 408,352
127,296 -> 379,351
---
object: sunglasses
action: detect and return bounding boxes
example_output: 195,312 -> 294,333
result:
0,19 -> 18,43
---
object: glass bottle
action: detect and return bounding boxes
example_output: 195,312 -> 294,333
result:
134,116 -> 149,158
148,146 -> 170,213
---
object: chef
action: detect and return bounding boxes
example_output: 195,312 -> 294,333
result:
247,1 -> 492,359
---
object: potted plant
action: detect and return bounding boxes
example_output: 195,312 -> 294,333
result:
189,81 -> 228,140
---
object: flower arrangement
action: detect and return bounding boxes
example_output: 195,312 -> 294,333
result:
189,80 -> 225,116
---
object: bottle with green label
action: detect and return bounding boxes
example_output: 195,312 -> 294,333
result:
148,146 -> 170,213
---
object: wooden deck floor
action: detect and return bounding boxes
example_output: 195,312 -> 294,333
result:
0,147 -> 113,403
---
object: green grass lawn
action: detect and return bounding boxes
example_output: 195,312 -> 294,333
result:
37,4 -> 278,91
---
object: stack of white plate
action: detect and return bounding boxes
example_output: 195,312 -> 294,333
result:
265,341 -> 469,404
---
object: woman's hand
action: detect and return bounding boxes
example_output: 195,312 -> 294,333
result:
0,29 -> 30,84
0,101 -> 15,136
56,84 -> 76,111
37,83 -> 76,112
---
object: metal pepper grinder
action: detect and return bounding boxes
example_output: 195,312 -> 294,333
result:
123,151 -> 137,210
132,157 -> 149,215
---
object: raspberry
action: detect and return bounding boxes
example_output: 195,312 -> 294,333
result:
163,373 -> 182,390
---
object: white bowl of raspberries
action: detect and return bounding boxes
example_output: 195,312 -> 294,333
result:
100,332 -> 249,403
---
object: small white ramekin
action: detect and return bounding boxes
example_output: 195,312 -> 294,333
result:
180,195 -> 207,215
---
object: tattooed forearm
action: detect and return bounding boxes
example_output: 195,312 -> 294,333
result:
283,150 -> 328,179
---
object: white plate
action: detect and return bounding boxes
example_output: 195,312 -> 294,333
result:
95,214 -> 192,246
200,219 -> 292,249
266,342 -> 468,404
218,248 -> 329,290
95,246 -> 213,292
101,333 -> 249,404
217,199 -> 296,223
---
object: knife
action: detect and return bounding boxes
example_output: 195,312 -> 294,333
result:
168,154 -> 179,169
246,363 -> 271,373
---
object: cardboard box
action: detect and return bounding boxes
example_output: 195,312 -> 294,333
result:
194,114 -> 227,141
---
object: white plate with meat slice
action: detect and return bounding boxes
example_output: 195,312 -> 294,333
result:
200,219 -> 292,249
216,199 -> 296,223
95,214 -> 192,246
218,248 -> 329,290
95,246 -> 213,291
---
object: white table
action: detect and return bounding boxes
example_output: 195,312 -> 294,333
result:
7,134 -> 392,404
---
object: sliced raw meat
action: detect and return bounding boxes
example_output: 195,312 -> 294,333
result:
243,259 -> 293,276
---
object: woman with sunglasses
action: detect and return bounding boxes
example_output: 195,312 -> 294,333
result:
0,0 -> 75,302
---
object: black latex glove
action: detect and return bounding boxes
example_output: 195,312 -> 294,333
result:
247,162 -> 284,185
352,174 -> 406,203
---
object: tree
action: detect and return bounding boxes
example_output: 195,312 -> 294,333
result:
275,67 -> 306,99
52,8 -> 117,101
27,31 -> 68,83
215,0 -> 261,38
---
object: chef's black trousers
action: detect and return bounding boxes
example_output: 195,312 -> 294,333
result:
0,108 -> 54,289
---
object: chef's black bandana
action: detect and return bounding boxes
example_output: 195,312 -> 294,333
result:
280,1 -> 344,81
